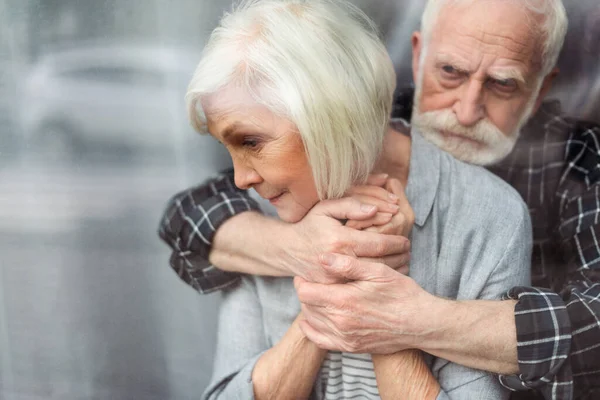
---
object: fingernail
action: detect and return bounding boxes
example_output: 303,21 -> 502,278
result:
388,193 -> 399,201
361,204 -> 376,213
320,253 -> 336,266
380,173 -> 389,179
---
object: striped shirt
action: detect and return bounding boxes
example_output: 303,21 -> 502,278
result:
320,353 -> 379,400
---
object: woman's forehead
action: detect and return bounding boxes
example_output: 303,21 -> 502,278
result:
202,86 -> 260,116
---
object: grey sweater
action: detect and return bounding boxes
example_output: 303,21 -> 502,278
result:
202,131 -> 532,400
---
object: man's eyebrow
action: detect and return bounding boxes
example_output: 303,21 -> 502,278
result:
434,53 -> 471,73
488,68 -> 526,85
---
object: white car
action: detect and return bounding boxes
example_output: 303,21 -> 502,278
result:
20,44 -> 226,163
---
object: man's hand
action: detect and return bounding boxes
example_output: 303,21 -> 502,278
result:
294,253 -> 442,354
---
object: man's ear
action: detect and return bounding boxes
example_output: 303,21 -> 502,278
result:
532,67 -> 559,114
411,31 -> 422,85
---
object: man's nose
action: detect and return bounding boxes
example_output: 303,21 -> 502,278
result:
453,80 -> 485,127
233,160 -> 262,190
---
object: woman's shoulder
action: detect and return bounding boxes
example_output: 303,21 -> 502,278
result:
438,150 -> 529,225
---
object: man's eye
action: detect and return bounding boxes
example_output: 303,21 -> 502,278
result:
489,78 -> 518,93
440,65 -> 461,79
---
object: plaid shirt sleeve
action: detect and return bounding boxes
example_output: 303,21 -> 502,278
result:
158,169 -> 261,294
500,123 -> 600,400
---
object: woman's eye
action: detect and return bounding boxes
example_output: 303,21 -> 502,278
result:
242,138 -> 260,149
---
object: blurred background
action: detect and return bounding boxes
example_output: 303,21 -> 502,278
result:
0,0 -> 598,399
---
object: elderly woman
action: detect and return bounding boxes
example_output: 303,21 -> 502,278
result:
191,0 -> 531,399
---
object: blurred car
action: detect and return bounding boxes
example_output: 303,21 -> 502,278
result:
19,44 -> 222,163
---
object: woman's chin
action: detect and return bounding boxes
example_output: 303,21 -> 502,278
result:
275,207 -> 308,224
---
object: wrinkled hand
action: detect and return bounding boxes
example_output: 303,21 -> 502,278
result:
279,174 -> 410,283
295,253 -> 439,354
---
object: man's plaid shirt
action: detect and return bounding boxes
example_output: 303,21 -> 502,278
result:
158,91 -> 600,399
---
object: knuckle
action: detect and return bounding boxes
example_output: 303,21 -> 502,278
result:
338,256 -> 354,273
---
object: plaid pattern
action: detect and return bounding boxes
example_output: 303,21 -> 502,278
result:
158,169 -> 260,293
489,102 -> 600,399
157,90 -> 600,399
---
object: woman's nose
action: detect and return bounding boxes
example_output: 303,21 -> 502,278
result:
233,162 -> 262,190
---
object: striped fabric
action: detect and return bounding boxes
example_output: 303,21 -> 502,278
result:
320,353 -> 380,400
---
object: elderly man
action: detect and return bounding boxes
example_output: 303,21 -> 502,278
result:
159,0 -> 600,399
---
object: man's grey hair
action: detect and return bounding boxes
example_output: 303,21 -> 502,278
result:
420,0 -> 568,77
186,0 -> 396,199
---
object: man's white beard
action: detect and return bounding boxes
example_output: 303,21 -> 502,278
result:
410,76 -> 539,166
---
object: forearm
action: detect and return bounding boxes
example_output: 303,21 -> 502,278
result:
373,351 -> 440,400
210,212 -> 292,277
252,315 -> 327,400
419,298 -> 519,375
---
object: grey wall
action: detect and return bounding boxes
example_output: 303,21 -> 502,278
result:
0,1 -> 598,399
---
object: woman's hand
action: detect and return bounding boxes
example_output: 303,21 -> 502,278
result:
346,177 -> 415,238
343,174 -> 415,274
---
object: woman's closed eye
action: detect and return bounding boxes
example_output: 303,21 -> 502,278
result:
241,137 -> 263,151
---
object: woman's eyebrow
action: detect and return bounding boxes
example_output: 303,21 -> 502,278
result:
221,123 -> 244,141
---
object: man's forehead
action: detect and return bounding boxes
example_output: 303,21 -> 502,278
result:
430,0 -> 542,69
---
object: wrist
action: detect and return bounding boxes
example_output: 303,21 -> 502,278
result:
412,295 -> 460,352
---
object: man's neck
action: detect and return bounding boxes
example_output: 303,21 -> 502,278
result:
372,126 -> 412,187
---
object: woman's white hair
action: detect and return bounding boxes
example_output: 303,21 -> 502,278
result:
186,0 -> 396,199
420,0 -> 568,77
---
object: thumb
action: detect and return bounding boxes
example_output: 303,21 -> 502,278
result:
312,197 -> 378,221
319,253 -> 390,281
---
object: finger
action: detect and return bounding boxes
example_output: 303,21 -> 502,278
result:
396,264 -> 410,276
365,173 -> 389,187
296,278 -> 343,307
345,213 -> 393,230
348,194 -> 400,214
319,253 -> 392,282
346,185 -> 398,204
387,178 -> 415,230
359,251 -> 411,271
364,213 -> 406,235
298,319 -> 339,351
312,197 -> 378,221
348,229 -> 411,257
